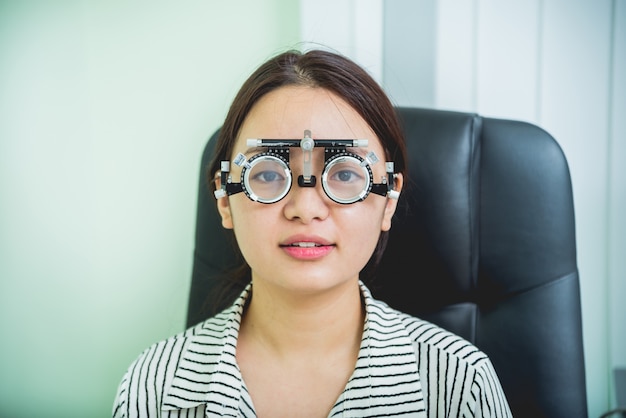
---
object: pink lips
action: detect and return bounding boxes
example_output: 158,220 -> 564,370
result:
279,235 -> 335,260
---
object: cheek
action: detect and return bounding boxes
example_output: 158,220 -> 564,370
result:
340,202 -> 387,250
228,199 -> 279,256
231,200 -> 265,226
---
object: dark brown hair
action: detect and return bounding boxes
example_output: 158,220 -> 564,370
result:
207,49 -> 407,311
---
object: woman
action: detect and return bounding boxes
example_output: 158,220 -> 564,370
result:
113,49 -> 512,418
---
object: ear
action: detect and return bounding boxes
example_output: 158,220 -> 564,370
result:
214,173 -> 234,229
381,173 -> 403,232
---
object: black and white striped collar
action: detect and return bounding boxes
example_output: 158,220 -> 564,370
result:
162,282 -> 426,417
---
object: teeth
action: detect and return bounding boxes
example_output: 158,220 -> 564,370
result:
291,242 -> 318,248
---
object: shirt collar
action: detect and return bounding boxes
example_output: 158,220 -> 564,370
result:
162,282 -> 425,416
339,283 -> 426,416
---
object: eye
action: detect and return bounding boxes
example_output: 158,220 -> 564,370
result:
330,169 -> 361,183
251,170 -> 285,183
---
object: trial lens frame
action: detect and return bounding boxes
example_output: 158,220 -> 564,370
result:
214,130 -> 400,204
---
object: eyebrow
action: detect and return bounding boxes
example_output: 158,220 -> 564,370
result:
348,147 -> 368,157
243,146 -> 267,156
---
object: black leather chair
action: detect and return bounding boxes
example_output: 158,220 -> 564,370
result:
187,107 -> 588,417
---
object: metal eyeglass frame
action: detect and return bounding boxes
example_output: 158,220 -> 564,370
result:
214,130 -> 400,204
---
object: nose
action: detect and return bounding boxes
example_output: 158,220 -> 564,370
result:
282,180 -> 330,224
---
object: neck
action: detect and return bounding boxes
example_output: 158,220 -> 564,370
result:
239,279 -> 364,358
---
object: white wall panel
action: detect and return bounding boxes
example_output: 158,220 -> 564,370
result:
300,0 -> 383,82
475,0 -> 541,123
539,2 -> 613,413
383,0 -> 436,107
608,0 -> 626,410
353,0 -> 384,81
434,0 -> 477,111
300,0 -> 353,53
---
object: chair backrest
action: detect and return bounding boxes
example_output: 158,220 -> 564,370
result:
187,107 -> 588,418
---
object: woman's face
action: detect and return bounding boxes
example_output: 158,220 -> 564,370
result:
216,86 -> 402,295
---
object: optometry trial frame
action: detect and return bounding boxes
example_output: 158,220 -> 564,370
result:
214,130 -> 400,204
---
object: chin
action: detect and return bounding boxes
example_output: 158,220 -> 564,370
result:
280,274 -> 358,293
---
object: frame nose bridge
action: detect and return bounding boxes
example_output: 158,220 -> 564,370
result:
289,147 -> 325,179
286,149 -> 328,200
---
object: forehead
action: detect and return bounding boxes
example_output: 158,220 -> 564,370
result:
235,86 -> 381,152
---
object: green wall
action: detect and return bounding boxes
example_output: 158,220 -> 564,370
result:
0,1 -> 299,416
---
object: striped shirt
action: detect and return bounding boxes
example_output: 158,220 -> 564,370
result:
112,283 -> 512,417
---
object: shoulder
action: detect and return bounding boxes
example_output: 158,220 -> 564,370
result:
123,313 -> 229,376
366,296 -> 500,393
369,297 -> 489,365
112,284 -> 251,418
111,313 -> 232,418
401,311 -> 489,365
368,299 -> 511,417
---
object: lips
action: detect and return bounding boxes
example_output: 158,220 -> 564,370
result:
280,234 -> 333,247
279,235 -> 335,260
